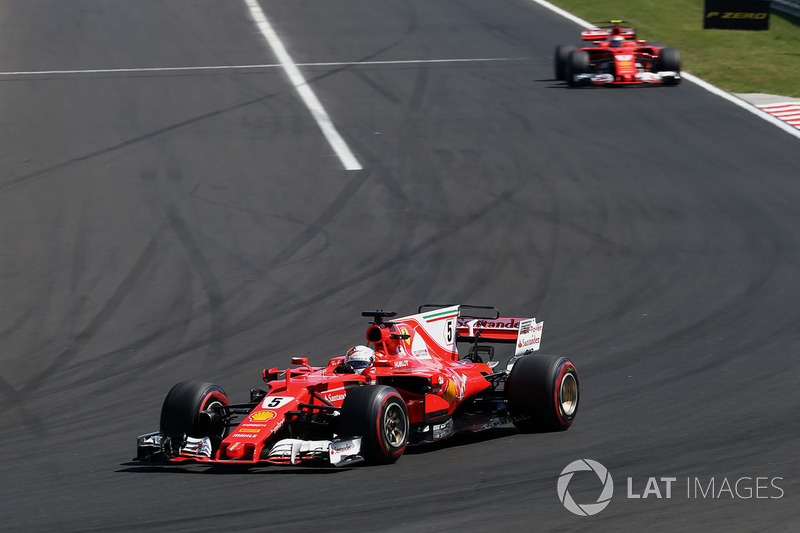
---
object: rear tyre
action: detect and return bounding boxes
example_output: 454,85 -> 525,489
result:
340,385 -> 409,464
160,381 -> 229,441
506,354 -> 579,432
567,50 -> 590,87
555,45 -> 575,81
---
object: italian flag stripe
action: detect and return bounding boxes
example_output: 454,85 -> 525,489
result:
423,309 -> 458,322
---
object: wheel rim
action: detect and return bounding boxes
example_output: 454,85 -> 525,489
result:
382,402 -> 407,449
204,399 -> 226,437
559,372 -> 578,416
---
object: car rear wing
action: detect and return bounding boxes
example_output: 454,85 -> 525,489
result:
581,27 -> 636,40
419,304 -> 544,355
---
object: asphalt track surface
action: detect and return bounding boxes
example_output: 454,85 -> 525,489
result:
1,1 -> 799,531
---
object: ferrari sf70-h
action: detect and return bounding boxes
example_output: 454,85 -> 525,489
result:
556,21 -> 681,87
136,304 -> 579,466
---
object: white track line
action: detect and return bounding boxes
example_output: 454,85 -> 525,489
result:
242,0 -> 362,170
528,0 -> 800,142
683,73 -> 800,138
530,0 -> 593,28
0,58 -> 524,78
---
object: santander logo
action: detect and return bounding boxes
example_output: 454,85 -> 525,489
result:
519,337 -> 540,348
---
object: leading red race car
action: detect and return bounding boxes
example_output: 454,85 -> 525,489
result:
555,21 -> 681,87
136,304 -> 579,466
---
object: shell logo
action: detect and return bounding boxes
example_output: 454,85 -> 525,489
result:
249,410 -> 276,422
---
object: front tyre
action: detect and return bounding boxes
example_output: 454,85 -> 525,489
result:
555,45 -> 576,81
340,385 -> 409,464
658,48 -> 681,85
160,381 -> 229,441
567,50 -> 590,87
506,355 -> 579,431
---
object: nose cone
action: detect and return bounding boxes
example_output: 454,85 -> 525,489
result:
614,55 -> 636,82
225,442 -> 247,458
220,441 -> 257,460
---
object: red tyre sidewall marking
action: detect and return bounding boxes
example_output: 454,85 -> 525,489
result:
199,390 -> 228,413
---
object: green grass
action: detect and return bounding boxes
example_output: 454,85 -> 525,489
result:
550,1 -> 800,97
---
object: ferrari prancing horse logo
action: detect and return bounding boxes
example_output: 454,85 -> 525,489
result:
400,327 -> 412,346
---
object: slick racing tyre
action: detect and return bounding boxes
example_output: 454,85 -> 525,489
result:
340,385 -> 409,464
506,354 -> 579,431
555,45 -> 576,81
160,381 -> 229,440
567,50 -> 590,87
658,48 -> 681,85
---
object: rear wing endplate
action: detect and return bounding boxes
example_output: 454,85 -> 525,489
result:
456,316 -> 543,354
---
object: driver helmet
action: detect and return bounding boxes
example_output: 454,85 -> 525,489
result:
345,345 -> 375,374
610,36 -> 625,47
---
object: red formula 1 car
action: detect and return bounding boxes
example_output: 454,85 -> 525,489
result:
555,21 -> 681,87
136,305 -> 579,466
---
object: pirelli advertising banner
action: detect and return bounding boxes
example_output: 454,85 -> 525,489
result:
704,0 -> 771,30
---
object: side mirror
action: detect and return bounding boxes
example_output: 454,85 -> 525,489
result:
291,357 -> 309,366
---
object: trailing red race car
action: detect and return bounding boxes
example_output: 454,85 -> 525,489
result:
136,304 -> 579,466
555,21 -> 681,87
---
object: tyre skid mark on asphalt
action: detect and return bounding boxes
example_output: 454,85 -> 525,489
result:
1,237 -> 161,445
75,170 -> 371,381
0,93 -> 281,192
351,69 -> 403,104
68,308 -> 227,407
164,206 -> 226,361
21,237 -> 160,394
95,188 -> 517,371
293,0 -> 420,102
0,375 -> 47,453
188,183 -> 333,270
54,170 -> 372,380
407,67 -> 430,114
268,173 -> 368,269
